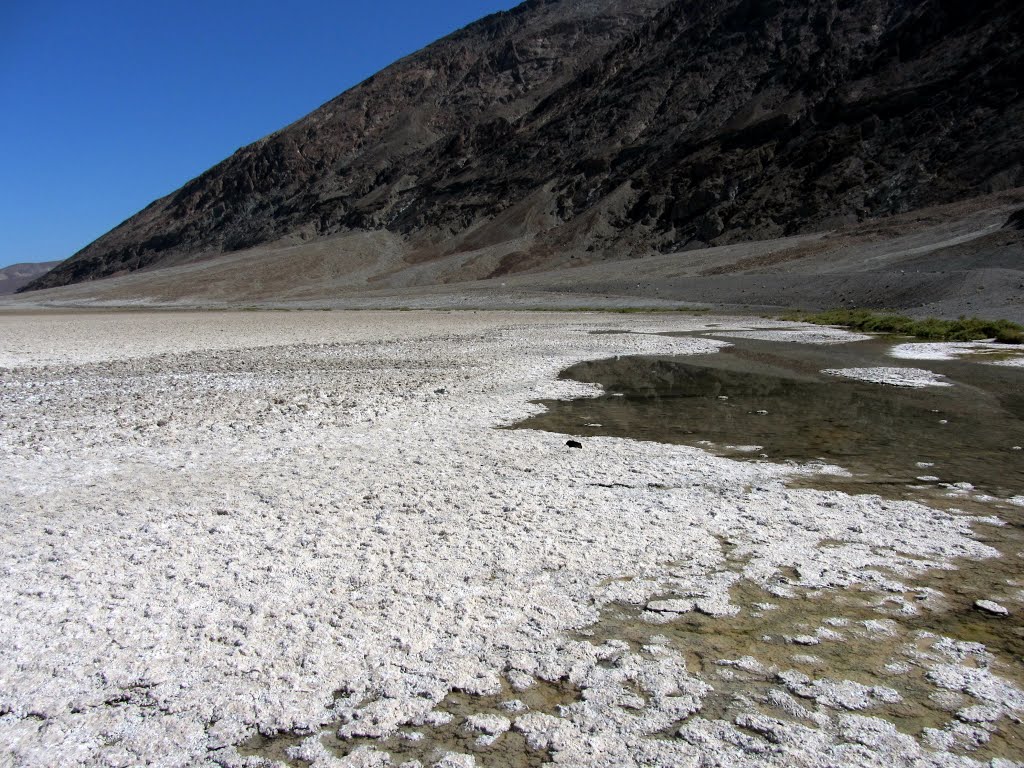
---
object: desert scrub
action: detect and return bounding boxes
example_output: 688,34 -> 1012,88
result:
781,309 -> 1024,344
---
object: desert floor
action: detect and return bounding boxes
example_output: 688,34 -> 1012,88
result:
1,310 -> 1021,768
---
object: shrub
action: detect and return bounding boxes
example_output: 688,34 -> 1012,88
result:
780,309 -> 1023,344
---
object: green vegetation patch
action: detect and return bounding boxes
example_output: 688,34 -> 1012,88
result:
781,309 -> 1024,344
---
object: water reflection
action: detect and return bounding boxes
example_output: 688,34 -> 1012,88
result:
513,337 -> 1024,498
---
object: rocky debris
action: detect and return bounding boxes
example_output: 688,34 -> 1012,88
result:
566,439 -> 583,449
22,0 -> 1024,294
974,599 -> 1010,617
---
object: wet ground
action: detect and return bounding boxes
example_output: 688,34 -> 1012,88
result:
581,558 -> 1024,761
514,332 -> 1024,763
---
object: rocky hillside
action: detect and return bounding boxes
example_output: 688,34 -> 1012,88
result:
24,0 -> 1024,292
0,261 -> 60,295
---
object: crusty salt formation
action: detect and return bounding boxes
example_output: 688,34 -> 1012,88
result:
0,311 -> 1020,767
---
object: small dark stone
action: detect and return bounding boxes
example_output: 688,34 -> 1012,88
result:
566,440 -> 583,449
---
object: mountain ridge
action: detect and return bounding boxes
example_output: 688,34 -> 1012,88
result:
23,0 -> 1024,294
0,261 -> 61,295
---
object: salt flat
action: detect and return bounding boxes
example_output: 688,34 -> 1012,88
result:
0,311 -> 1019,767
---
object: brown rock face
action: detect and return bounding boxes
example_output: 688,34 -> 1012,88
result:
24,0 -> 1024,292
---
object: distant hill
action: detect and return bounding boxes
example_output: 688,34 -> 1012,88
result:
0,261 -> 61,295
22,0 -> 1024,294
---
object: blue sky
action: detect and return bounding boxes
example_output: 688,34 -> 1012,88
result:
0,1 -> 518,268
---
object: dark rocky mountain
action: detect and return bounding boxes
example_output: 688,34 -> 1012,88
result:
0,261 -> 60,295
24,0 -> 1024,292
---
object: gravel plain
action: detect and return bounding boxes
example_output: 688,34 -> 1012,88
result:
0,310 -> 1021,768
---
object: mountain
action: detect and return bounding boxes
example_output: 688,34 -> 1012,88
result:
0,261 -> 61,295
22,0 -> 1024,294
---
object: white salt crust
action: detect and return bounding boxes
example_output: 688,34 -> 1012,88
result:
0,311 -> 1019,768
890,341 -> 1024,366
700,327 -> 873,344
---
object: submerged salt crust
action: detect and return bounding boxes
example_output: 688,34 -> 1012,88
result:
0,311 -> 1019,768
821,367 -> 953,388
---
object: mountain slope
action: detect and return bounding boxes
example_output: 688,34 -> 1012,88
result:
24,0 -> 1024,293
0,261 -> 60,295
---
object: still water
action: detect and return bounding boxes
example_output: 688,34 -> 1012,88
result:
514,335 -> 1024,499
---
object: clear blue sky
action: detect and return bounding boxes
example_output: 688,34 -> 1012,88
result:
0,1 -> 518,268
